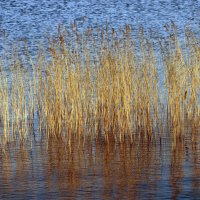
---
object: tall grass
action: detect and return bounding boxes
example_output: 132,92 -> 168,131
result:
0,22 -> 199,146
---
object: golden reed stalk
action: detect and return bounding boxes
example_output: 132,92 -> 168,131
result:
0,22 -> 199,146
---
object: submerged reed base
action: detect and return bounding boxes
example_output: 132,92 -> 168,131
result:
0,22 -> 199,148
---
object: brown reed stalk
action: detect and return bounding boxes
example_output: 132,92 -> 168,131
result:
0,22 -> 199,146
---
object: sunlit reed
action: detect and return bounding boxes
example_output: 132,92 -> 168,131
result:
0,22 -> 199,146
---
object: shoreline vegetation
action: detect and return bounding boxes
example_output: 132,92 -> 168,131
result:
0,22 -> 199,148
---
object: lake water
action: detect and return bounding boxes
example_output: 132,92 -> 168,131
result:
0,0 -> 200,199
0,0 -> 200,48
0,132 -> 200,199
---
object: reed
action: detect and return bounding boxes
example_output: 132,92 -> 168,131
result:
0,22 -> 199,146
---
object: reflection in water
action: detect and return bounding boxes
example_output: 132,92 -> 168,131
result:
0,130 -> 199,199
170,140 -> 184,199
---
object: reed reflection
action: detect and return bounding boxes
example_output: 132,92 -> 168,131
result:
0,132 -> 199,198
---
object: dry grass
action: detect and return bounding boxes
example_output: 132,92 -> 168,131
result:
0,22 -> 199,146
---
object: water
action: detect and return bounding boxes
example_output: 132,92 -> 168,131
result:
0,0 -> 200,47
0,0 -> 200,199
0,133 -> 200,199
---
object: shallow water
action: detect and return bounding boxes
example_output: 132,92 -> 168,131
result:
0,0 -> 200,199
0,132 -> 200,199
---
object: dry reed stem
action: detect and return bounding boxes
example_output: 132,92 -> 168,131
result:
0,22 -> 199,145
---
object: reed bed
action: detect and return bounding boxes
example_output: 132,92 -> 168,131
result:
0,22 -> 199,146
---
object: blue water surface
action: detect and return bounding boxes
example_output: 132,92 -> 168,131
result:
0,0 -> 199,46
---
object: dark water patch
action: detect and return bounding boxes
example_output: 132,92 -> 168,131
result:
0,132 -> 199,199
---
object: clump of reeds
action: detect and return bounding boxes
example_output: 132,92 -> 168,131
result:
0,22 -> 199,146
160,23 -> 200,138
